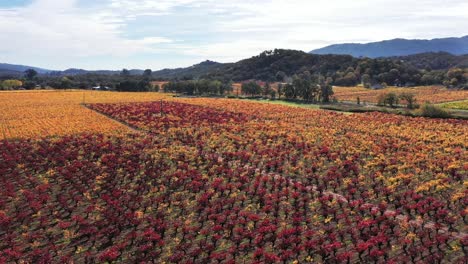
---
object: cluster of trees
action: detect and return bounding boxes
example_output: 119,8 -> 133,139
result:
204,49 -> 358,83
116,80 -> 153,92
389,52 -> 468,70
0,79 -> 23,90
240,71 -> 334,103
274,71 -> 334,102
0,68 -> 163,91
416,67 -> 468,88
240,82 -> 263,96
444,68 -> 467,87
162,79 -> 233,95
331,59 -> 421,87
375,92 -> 418,109
0,69 -> 37,90
203,49 -> 467,89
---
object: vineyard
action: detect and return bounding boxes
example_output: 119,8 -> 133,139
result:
0,91 -> 172,140
1,93 -> 467,263
333,86 -> 468,105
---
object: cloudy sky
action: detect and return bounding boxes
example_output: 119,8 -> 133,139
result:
0,0 -> 467,70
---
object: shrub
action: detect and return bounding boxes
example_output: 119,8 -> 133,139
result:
419,103 -> 452,118
399,92 -> 417,109
377,93 -> 399,107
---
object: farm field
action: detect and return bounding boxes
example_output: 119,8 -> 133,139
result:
0,92 -> 467,263
439,100 -> 468,110
333,86 -> 468,105
0,91 -> 172,140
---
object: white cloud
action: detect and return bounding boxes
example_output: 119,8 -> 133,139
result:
0,0 -> 467,69
136,37 -> 173,44
178,0 -> 468,61
0,0 -> 173,68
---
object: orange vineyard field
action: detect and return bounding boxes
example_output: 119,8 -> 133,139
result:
0,91 -> 172,140
0,91 -> 467,263
333,86 -> 468,104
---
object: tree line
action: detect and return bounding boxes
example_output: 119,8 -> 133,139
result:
162,80 -> 233,95
1,50 -> 466,91
0,68 -> 162,92
241,71 -> 334,103
203,49 -> 468,89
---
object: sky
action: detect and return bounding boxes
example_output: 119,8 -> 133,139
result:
0,0 -> 467,70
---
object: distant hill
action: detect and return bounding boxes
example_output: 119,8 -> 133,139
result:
0,69 -> 22,77
0,63 -> 53,77
50,68 -> 144,76
310,36 -> 468,58
0,65 -> 148,77
204,50 -> 360,81
152,60 -> 226,79
2,47 -> 467,86
2,49 -> 467,88
154,50 -> 468,82
389,52 -> 468,70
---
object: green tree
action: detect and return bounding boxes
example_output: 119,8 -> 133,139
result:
263,82 -> 272,98
143,69 -> 152,78
269,89 -> 276,99
283,83 -> 296,99
1,79 -> 23,90
121,69 -> 131,77
361,74 -> 371,88
319,77 -> 334,103
378,92 -> 399,107
222,81 -> 234,95
446,68 -> 464,87
399,92 -> 417,109
24,69 -> 38,80
23,81 -> 37,89
208,80 -> 222,94
117,80 -> 151,92
343,72 -> 358,86
277,83 -> 284,99
241,81 -> 262,96
276,71 -> 287,82
388,68 -> 400,85
60,77 -> 73,89
293,73 -> 319,102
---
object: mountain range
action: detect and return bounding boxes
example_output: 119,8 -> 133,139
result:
0,64 -> 145,77
0,60 -> 227,79
310,36 -> 468,58
1,36 -> 468,78
0,63 -> 53,77
151,51 -> 468,81
151,60 -> 226,79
